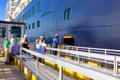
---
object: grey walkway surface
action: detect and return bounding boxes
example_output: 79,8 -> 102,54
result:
0,57 -> 24,80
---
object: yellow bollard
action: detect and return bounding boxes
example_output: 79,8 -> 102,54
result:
44,59 -> 51,66
118,68 -> 120,73
56,64 -> 60,70
17,59 -> 21,70
14,57 -> 18,65
65,55 -> 72,60
87,61 -> 101,67
0,50 -> 5,57
76,73 -> 91,80
24,67 -> 32,80
47,44 -> 51,54
27,70 -> 32,80
63,68 -> 76,78
57,45 -> 61,56
50,62 -> 57,69
32,74 -> 38,80
21,63 -> 24,72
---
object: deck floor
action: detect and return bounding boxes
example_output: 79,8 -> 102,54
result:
0,57 -> 24,80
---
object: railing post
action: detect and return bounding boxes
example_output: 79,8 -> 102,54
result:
36,57 -> 39,67
19,48 -> 22,72
20,47 -> 22,60
20,47 -> 22,56
88,48 -> 90,59
26,51 -> 28,61
78,55 -> 80,64
76,48 -> 80,64
35,56 -> 39,76
105,49 -> 107,68
59,66 -> 63,80
113,57 -> 118,75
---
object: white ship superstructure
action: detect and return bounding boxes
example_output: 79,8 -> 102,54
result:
5,0 -> 31,21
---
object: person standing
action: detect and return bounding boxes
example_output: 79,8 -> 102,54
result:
10,34 -> 17,43
51,34 -> 59,55
38,36 -> 47,62
35,39 -> 40,52
9,38 -> 20,63
40,36 -> 47,43
3,37 -> 10,64
20,34 -> 29,54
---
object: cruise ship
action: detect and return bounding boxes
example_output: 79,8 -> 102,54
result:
8,0 -> 120,50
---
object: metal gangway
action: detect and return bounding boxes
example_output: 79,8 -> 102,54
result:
17,45 -> 120,80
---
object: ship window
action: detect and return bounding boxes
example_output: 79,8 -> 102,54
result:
32,23 -> 34,29
23,14 -> 25,20
25,12 -> 27,20
64,8 -> 71,20
32,5 -> 35,16
37,20 -> 40,27
29,24 -> 30,29
36,1 -> 41,13
26,26 -> 27,30
28,9 -> 31,18
11,26 -> 21,37
0,27 -> 6,37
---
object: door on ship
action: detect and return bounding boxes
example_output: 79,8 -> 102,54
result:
62,36 -> 75,45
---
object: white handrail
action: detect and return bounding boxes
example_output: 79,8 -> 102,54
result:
20,47 -> 120,80
46,47 -> 120,62
62,45 -> 120,55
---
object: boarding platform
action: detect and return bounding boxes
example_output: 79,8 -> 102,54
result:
1,45 -> 120,80
15,55 -> 72,80
0,57 -> 24,80
16,47 -> 120,80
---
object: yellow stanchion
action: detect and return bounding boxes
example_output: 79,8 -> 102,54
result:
76,73 -> 91,80
24,67 -> 27,78
47,44 -> 51,54
65,56 -> 72,60
63,68 -> 76,78
87,61 -> 101,67
60,44 -> 63,49
56,64 -> 60,70
56,45 -> 61,56
17,59 -> 21,69
44,60 -> 51,66
0,50 -> 5,57
32,74 -> 38,80
14,57 -> 18,65
50,62 -> 57,69
24,67 -> 32,80
118,68 -> 120,73
21,63 -> 24,72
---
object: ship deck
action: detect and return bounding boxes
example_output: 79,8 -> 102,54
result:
0,57 -> 24,80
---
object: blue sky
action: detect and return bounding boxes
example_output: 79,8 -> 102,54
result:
0,0 -> 7,20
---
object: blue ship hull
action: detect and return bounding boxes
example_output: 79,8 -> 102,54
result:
15,0 -> 120,49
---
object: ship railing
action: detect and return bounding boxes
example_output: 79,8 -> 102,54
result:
62,45 -> 120,56
19,47 -> 120,80
46,47 -> 120,72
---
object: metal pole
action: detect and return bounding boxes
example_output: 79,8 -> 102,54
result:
20,48 -> 22,63
105,50 -> 107,68
36,57 -> 39,67
59,66 -> 63,80
113,57 -> 118,75
78,55 -> 80,64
